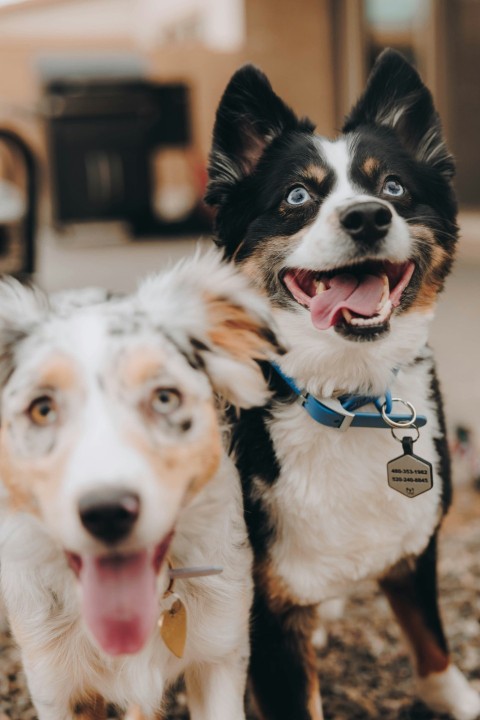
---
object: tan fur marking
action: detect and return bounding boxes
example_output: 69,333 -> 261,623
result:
71,691 -> 106,719
205,294 -> 270,364
128,401 -> 222,498
0,428 -> 71,515
302,164 -> 327,185
121,346 -> 166,388
238,232 -> 305,290
307,668 -> 324,720
256,560 -> 305,614
0,356 -> 79,514
362,157 -> 380,176
284,604 -> 322,719
382,582 -> 449,677
125,706 -> 162,720
0,454 -> 39,514
37,356 -> 78,391
407,225 -> 450,313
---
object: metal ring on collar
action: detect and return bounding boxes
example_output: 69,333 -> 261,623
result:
381,397 -> 417,428
391,425 -> 420,443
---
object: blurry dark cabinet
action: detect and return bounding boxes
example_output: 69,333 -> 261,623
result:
44,81 -> 197,233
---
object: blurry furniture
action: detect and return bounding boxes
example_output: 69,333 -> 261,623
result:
0,129 -> 37,274
43,77 -> 209,236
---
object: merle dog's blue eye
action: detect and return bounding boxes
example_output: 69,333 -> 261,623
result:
151,387 -> 182,414
286,187 -> 311,205
383,177 -> 405,197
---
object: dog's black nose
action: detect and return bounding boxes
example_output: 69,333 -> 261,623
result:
339,202 -> 392,243
78,489 -> 140,544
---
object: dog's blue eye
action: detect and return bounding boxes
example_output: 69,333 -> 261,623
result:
286,187 -> 311,205
383,177 -> 405,197
151,388 -> 182,414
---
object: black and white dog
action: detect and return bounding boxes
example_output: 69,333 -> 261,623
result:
206,49 -> 480,720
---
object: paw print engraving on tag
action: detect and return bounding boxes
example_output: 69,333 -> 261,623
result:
387,452 -> 433,498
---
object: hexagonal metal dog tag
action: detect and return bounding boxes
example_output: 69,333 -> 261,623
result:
387,442 -> 433,499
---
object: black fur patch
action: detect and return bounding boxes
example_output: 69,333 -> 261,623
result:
428,361 -> 452,515
250,589 -> 319,720
228,362 -> 295,558
230,404 -> 279,559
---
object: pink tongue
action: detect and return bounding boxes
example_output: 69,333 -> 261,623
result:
310,273 -> 385,330
80,550 -> 157,656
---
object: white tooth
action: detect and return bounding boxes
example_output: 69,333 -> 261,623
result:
376,274 -> 390,312
378,299 -> 392,321
315,281 -> 327,295
350,299 -> 393,327
342,308 -> 353,323
351,316 -> 372,326
350,312 -> 372,326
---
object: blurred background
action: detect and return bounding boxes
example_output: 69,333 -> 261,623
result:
0,0 -> 478,482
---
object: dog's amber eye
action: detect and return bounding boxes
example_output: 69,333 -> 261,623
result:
150,388 -> 182,415
28,396 -> 58,426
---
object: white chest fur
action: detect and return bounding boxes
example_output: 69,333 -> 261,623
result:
0,456 -> 252,715
262,359 -> 444,604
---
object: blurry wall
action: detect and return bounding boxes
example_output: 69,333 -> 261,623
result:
0,0 -> 335,165
446,0 -> 480,206
0,0 -> 132,37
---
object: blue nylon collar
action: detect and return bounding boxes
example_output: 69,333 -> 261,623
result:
270,362 -> 427,431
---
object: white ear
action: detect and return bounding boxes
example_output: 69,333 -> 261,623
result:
136,249 -> 281,408
203,352 -> 271,408
0,277 -> 48,386
0,277 -> 47,325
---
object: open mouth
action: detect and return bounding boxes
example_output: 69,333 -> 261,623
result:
283,260 -> 415,337
66,531 -> 173,656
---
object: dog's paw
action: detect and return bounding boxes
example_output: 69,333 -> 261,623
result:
416,665 -> 480,720
319,597 -> 346,622
124,706 -> 148,720
312,597 -> 346,649
311,625 -> 328,650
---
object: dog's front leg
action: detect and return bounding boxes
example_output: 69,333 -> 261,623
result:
26,686 -> 106,720
249,590 -> 323,720
71,695 -> 106,720
22,657 -> 106,720
124,706 -> 164,720
381,533 -> 480,720
185,644 -> 249,720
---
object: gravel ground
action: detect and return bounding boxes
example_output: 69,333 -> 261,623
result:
1,488 -> 480,720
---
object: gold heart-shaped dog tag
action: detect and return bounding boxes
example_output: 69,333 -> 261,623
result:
158,597 -> 187,658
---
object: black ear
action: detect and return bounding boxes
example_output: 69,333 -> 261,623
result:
205,64 -> 315,206
343,49 -> 454,178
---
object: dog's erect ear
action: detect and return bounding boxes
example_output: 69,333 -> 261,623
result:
343,49 -> 454,179
0,278 -> 48,387
137,251 -> 282,409
205,64 -> 315,206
